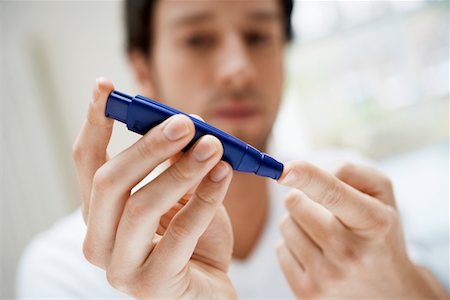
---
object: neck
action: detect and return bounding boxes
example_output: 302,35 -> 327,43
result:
223,171 -> 270,260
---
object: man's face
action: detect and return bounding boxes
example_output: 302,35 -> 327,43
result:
144,0 -> 285,149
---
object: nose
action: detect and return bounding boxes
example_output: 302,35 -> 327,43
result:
215,33 -> 257,90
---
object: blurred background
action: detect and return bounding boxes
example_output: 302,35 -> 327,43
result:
1,1 -> 448,298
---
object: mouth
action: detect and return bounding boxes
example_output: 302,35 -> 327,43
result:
213,104 -> 261,121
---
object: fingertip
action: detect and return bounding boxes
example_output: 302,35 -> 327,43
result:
177,114 -> 196,134
209,161 -> 231,182
284,189 -> 300,209
87,78 -> 114,127
194,134 -> 224,160
96,77 -> 115,93
91,77 -> 114,105
278,160 -> 312,187
222,161 -> 233,178
189,114 -> 205,122
277,161 -> 295,185
208,134 -> 224,156
161,114 -> 195,142
275,239 -> 284,253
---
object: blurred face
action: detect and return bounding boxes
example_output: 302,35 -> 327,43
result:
139,0 -> 285,150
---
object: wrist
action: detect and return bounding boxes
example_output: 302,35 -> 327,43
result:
414,264 -> 448,298
402,261 -> 446,299
214,276 -> 237,300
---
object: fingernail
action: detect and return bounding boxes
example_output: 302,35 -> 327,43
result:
209,162 -> 229,182
279,168 -> 297,185
163,115 -> 190,141
192,136 -> 217,161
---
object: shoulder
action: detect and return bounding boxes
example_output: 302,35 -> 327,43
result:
16,208 -> 128,298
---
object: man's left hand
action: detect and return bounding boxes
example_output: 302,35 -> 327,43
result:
276,161 -> 447,299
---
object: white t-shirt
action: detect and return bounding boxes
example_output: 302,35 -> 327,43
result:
16,176 -> 293,299
16,148 -> 449,298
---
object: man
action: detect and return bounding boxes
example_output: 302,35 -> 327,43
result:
18,0 -> 448,298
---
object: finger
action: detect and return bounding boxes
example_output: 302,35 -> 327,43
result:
179,115 -> 204,198
332,162 -> 396,207
92,114 -> 195,198
130,154 -> 187,237
284,189 -> 341,248
166,109 -> 206,171
72,77 -> 114,221
276,241 -> 316,298
150,161 -> 233,274
284,189 -> 362,265
189,114 -> 204,121
109,135 -> 224,272
132,152 -> 182,195
84,114 -> 195,268
192,205 -> 233,272
279,214 -> 323,272
278,161 -> 392,235
168,114 -> 210,200
157,199 -> 187,235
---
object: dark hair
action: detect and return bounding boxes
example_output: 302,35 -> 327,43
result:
125,0 -> 294,55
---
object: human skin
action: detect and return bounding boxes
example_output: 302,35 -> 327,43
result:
128,0 -> 285,261
73,82 -> 448,299
72,0 -> 448,298
129,0 -> 284,150
276,161 -> 449,299
74,78 -> 235,298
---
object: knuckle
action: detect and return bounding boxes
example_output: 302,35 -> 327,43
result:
294,161 -> 315,187
168,219 -> 191,241
82,239 -> 103,268
285,160 -> 316,188
124,197 -> 148,225
136,134 -> 158,159
373,206 -> 395,238
334,161 -> 355,179
379,174 -> 393,190
275,240 -> 285,256
334,241 -> 361,267
82,240 -> 95,262
168,162 -> 193,182
319,182 -> 343,209
284,189 -> 301,209
319,265 -> 342,282
278,214 -> 290,231
81,205 -> 89,224
296,277 -> 318,298
72,140 -> 83,162
285,188 -> 299,201
106,267 -> 130,291
92,166 -> 115,193
316,224 -> 332,242
195,190 -> 219,207
72,135 -> 107,167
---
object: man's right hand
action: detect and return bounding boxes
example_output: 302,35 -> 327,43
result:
72,78 -> 236,299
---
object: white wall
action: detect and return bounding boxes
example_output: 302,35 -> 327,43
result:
1,2 -> 138,298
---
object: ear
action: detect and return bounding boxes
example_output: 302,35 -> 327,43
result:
128,50 -> 157,98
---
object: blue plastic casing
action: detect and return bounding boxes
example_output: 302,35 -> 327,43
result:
105,90 -> 284,180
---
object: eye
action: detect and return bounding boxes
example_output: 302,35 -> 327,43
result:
185,34 -> 215,49
245,31 -> 270,46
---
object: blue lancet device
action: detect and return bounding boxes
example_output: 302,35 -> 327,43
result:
105,90 -> 284,179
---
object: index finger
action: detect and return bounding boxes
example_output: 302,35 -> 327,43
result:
72,77 -> 114,221
278,161 -> 392,235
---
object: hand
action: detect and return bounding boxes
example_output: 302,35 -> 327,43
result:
276,161 -> 448,299
73,78 -> 236,299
